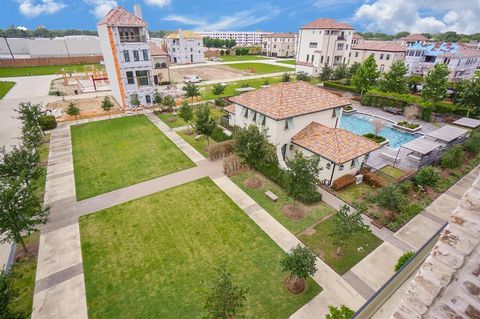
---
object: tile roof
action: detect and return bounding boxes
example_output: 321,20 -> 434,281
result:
224,104 -> 236,114
263,32 -> 297,38
301,18 -> 354,30
229,81 -> 350,120
166,30 -> 203,40
353,33 -> 364,40
392,170 -> 480,319
148,41 -> 167,56
292,122 -> 381,163
97,6 -> 147,27
352,40 -> 407,52
399,33 -> 428,42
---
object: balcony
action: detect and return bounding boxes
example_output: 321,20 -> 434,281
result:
337,36 -> 346,41
120,34 -> 147,43
118,27 -> 146,43
154,62 -> 168,69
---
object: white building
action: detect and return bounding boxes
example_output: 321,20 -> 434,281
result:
397,33 -> 429,46
97,6 -> 155,109
226,81 -> 380,185
262,33 -> 297,58
295,18 -> 354,75
405,42 -> 480,81
165,30 -> 204,64
197,31 -> 271,46
350,41 -> 407,72
149,41 -> 170,84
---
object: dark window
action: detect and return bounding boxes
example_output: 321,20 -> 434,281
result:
145,94 -> 151,104
124,50 -> 130,62
135,70 -> 149,86
261,116 -> 266,126
252,112 -> 257,122
320,56 -> 324,63
386,54 -> 390,60
133,50 -> 139,61
126,71 -> 134,84
244,109 -> 248,118
142,49 -> 149,61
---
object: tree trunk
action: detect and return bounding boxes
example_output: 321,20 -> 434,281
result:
19,236 -> 28,254
74,115 -> 78,125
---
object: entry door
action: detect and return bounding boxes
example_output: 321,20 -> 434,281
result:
153,75 -> 158,85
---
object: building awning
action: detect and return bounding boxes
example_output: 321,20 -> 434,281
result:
402,138 -> 443,155
453,117 -> 480,129
426,125 -> 469,143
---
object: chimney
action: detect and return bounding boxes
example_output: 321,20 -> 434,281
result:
133,4 -> 142,19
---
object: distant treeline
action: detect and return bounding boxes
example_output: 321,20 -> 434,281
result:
358,31 -> 480,43
203,37 -> 237,49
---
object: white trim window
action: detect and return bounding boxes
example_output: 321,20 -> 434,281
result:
284,117 -> 294,130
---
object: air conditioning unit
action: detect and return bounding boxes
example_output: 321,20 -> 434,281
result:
355,174 -> 364,185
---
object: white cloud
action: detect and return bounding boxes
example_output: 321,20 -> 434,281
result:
16,26 -> 29,31
354,0 -> 480,34
18,0 -> 65,17
83,0 -> 117,18
144,0 -> 171,7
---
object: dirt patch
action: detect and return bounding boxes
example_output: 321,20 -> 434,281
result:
47,95 -> 118,113
284,276 -> 306,294
14,242 -> 39,262
282,204 -> 305,220
244,176 -> 263,189
170,65 -> 249,83
301,227 -> 317,236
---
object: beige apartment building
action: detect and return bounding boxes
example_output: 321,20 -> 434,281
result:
148,41 -> 170,84
350,40 -> 407,72
261,32 -> 297,58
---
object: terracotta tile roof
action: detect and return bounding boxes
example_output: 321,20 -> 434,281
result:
301,18 -> 354,30
352,40 -> 407,52
263,32 -> 296,38
166,30 -> 203,40
98,6 -> 147,27
399,33 -> 428,42
292,122 -> 381,163
224,104 -> 236,114
393,169 -> 480,319
353,33 -> 364,40
148,41 -> 167,56
229,81 -> 350,120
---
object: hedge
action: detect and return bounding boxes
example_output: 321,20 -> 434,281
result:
359,168 -> 386,188
331,174 -> 356,191
324,81 -> 359,94
363,133 -> 386,143
39,115 -> 57,131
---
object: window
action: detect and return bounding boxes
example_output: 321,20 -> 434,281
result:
244,109 -> 248,118
355,51 -> 359,58
337,43 -> 344,50
386,54 -> 390,60
351,158 -> 357,168
133,50 -> 140,61
126,71 -> 134,84
309,42 -> 318,48
326,163 -> 331,169
252,112 -> 257,122
261,115 -> 266,126
135,70 -> 150,86
380,53 -> 384,60
339,164 -> 344,171
380,64 -> 385,72
320,56 -> 324,64
306,54 -> 309,62
284,118 -> 294,130
124,50 -> 130,62
142,49 -> 149,61
145,94 -> 151,104
311,55 -> 314,62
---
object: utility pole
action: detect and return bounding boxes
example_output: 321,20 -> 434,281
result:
4,36 -> 14,59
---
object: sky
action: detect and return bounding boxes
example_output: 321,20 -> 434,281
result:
2,0 -> 480,34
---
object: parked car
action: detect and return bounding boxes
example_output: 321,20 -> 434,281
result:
210,57 -> 221,62
183,75 -> 202,83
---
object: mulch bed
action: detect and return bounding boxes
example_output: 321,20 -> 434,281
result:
282,204 -> 305,220
244,176 -> 263,189
14,242 -> 39,262
284,276 -> 306,294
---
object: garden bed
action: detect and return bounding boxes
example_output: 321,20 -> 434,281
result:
393,121 -> 422,133
363,133 -> 388,145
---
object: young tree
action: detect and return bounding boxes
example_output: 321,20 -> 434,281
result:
65,102 -> 80,125
101,96 -> 114,119
332,63 -> 348,80
372,118 -> 385,136
330,205 -> 369,255
211,83 -> 226,96
204,263 -> 248,319
178,101 -> 194,133
421,63 -> 450,103
351,55 -> 380,95
282,72 -> 291,82
0,178 -> 49,253
408,75 -> 423,93
456,79 -> 480,116
152,89 -> 163,106
284,151 -> 320,212
130,93 -> 141,112
281,244 -> 317,293
194,105 -> 217,145
183,82 -> 200,103
318,64 -> 333,84
325,305 -> 355,319
348,62 -> 361,78
16,102 -> 45,148
0,146 -> 41,187
378,60 -> 409,93
162,95 -> 175,113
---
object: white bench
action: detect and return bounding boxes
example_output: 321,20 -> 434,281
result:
381,152 -> 397,161
407,153 -> 422,162
264,191 -> 278,202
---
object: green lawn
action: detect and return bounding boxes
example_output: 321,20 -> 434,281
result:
335,183 -> 375,204
6,232 -> 39,318
299,217 -> 382,274
231,171 -> 335,233
33,134 -> 50,203
220,55 -> 269,62
177,129 -> 211,157
379,165 -> 405,179
200,76 -> 283,100
476,70 -> 480,77
277,59 -> 296,65
226,62 -> 292,74
155,112 -> 187,128
0,81 -> 15,99
80,178 -> 321,319
0,64 -> 103,77
71,115 -> 194,200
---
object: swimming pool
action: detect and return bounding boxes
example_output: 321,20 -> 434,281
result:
339,113 -> 419,148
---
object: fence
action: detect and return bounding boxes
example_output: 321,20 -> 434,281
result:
0,55 -> 103,68
208,140 -> 235,160
363,163 -> 416,184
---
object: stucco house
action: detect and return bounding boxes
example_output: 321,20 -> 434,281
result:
226,81 -> 381,185
165,30 -> 205,64
350,40 -> 407,72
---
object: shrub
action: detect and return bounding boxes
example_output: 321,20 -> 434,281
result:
375,185 -> 406,212
211,127 -> 231,142
395,251 -> 415,272
215,98 -> 229,107
331,174 -> 356,191
363,133 -> 386,143
396,121 -> 419,129
398,180 -> 413,194
464,130 -> 480,154
420,105 -> 433,122
208,139 -> 235,160
414,166 -> 440,187
296,72 -> 310,82
324,81 -> 359,93
398,203 -> 423,223
38,115 -> 57,131
441,145 -> 464,169
359,168 -> 386,188
343,105 -> 353,111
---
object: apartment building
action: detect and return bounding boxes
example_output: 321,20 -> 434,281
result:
405,42 -> 480,81
149,41 -> 170,84
350,40 -> 407,72
197,31 -> 271,46
261,33 -> 297,57
295,18 -> 354,75
398,33 -> 429,46
97,5 -> 155,109
352,33 -> 364,45
165,30 -> 204,64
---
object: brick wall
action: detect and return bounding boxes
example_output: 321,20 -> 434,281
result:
0,56 -> 103,68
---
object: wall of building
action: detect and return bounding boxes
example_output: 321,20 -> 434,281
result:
350,50 -> 405,72
166,37 -> 204,64
262,36 -> 296,57
197,31 -> 272,46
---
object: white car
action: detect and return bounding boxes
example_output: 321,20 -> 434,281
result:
183,75 -> 202,83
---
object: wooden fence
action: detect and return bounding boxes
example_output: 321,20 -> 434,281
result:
0,56 -> 103,68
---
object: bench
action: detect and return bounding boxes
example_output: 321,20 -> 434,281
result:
407,153 -> 422,162
381,152 -> 397,161
264,191 -> 278,202
195,135 -> 202,141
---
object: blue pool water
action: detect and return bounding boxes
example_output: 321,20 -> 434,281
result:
339,113 -> 418,148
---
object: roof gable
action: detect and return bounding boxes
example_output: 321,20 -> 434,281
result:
302,18 -> 353,30
98,6 -> 147,27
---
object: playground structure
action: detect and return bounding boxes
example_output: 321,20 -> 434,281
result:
60,65 -> 110,94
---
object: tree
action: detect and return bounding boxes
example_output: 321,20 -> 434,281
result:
378,61 -> 409,93
332,63 -> 348,80
456,79 -> 480,116
372,118 -> 385,136
101,96 -> 114,119
0,271 -> 13,319
325,305 -> 355,319
65,102 -> 80,125
194,105 -> 216,145
162,95 -> 175,113
183,82 -> 200,103
351,55 -> 380,95
281,73 -> 291,82
348,62 -> 361,78
16,102 -> 45,149
0,146 -> 41,187
130,93 -> 140,111
408,75 -> 423,93
204,263 -> 248,319
0,178 -> 49,253
318,64 -> 333,83
330,205 -> 369,255
296,72 -> 310,82
153,89 -> 163,105
233,125 -> 274,185
284,151 -> 320,212
212,83 -> 225,96
421,63 -> 450,103
394,31 -> 410,39
178,101 -> 194,133
281,244 -> 317,293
